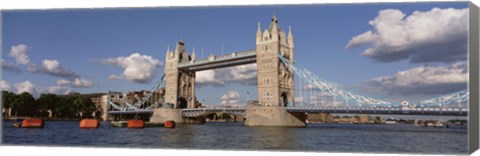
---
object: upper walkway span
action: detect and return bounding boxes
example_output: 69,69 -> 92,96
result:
177,50 -> 256,71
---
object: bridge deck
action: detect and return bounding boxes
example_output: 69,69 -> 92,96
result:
108,107 -> 468,117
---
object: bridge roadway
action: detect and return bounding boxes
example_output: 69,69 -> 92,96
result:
107,106 -> 468,117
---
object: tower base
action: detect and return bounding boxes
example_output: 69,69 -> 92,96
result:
149,108 -> 205,124
244,106 -> 306,127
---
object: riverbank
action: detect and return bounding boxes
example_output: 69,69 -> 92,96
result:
2,116 -> 100,121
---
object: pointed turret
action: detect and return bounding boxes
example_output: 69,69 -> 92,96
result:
288,26 -> 294,48
269,15 -> 279,41
191,48 -> 196,62
268,15 -> 279,32
208,51 -> 215,61
174,42 -> 180,56
166,45 -> 171,59
174,40 -> 186,60
288,26 -> 294,63
256,22 -> 262,44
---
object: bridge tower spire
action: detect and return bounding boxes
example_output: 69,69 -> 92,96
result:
166,45 -> 171,59
256,22 -> 262,44
288,26 -> 294,62
191,48 -> 196,62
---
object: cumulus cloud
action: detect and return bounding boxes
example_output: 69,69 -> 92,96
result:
5,80 -> 74,98
101,53 -> 163,84
14,81 -> 40,97
44,85 -> 72,95
196,64 -> 257,87
73,78 -> 94,88
357,62 -> 468,96
56,78 -> 94,88
302,83 -> 322,91
27,59 -> 80,79
346,7 -> 468,63
9,44 -> 30,65
108,74 -> 124,80
56,79 -> 70,86
220,90 -> 242,106
1,60 -> 22,74
1,80 -> 11,91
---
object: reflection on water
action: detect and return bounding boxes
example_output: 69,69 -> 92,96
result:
2,121 -> 468,154
249,127 -> 297,149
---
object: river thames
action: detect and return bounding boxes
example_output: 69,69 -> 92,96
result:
2,121 -> 468,154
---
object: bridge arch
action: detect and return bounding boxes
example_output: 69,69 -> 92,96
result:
177,97 -> 188,109
280,92 -> 289,107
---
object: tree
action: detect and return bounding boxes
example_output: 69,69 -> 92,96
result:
11,92 -> 36,116
53,97 -> 74,118
37,93 -> 57,112
72,96 -> 95,117
2,91 -> 16,109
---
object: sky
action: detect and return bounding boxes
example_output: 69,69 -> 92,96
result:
1,2 -> 469,107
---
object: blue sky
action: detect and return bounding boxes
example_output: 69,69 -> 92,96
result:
1,2 -> 469,106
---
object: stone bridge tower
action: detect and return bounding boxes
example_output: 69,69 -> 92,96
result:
246,15 -> 305,127
164,41 -> 196,109
256,15 -> 295,107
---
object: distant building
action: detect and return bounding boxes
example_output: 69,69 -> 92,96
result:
2,108 -> 12,117
88,91 -> 126,121
125,89 -> 164,107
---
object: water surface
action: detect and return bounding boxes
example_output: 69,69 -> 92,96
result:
2,121 -> 468,154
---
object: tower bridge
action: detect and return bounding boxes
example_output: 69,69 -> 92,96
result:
107,15 -> 470,127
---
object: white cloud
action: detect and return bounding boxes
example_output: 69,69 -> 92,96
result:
9,44 -> 30,65
346,7 -> 468,63
1,60 -> 21,74
302,83 -> 322,91
294,96 -> 304,103
7,80 -> 75,98
358,62 -> 468,96
196,64 -> 257,87
45,86 -> 72,95
221,90 -> 240,100
27,59 -> 79,79
1,80 -> 11,91
108,74 -> 124,80
56,78 -> 94,88
57,79 -> 71,86
196,70 -> 224,86
14,81 -> 39,97
220,90 -> 242,106
101,53 -> 163,84
73,78 -> 94,88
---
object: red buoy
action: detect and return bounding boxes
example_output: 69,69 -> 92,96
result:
80,119 -> 100,129
21,119 -> 45,128
127,119 -> 144,128
164,120 -> 176,128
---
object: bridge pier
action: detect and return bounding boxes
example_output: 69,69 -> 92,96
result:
244,106 -> 306,127
149,108 -> 205,124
